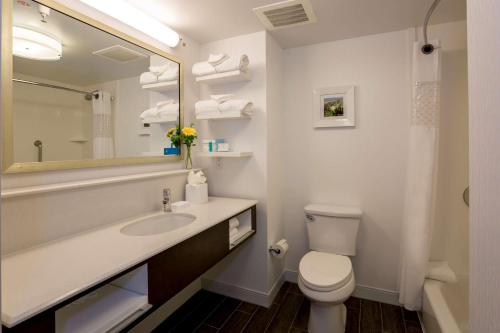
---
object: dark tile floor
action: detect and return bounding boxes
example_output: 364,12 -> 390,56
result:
152,282 -> 423,333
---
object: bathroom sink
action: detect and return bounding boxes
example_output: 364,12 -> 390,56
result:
120,213 -> 196,236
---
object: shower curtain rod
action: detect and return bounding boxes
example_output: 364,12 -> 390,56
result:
12,78 -> 98,100
421,0 -> 442,54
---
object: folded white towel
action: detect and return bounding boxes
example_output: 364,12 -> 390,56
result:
230,234 -> 239,244
195,100 -> 220,114
208,53 -> 229,66
140,72 -> 158,85
426,261 -> 457,283
211,94 -> 235,103
149,63 -> 176,75
219,99 -> 253,114
139,107 -> 158,119
215,54 -> 249,73
158,103 -> 179,115
157,68 -> 179,82
157,99 -> 175,107
230,228 -> 239,237
192,62 -> 216,76
229,218 -> 240,229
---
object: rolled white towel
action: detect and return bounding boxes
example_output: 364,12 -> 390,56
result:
158,68 -> 179,82
158,103 -> 179,116
219,99 -> 253,115
208,53 -> 229,66
230,228 -> 239,237
195,100 -> 219,114
229,218 -> 240,229
192,62 -> 216,76
211,94 -> 235,103
140,72 -> 158,85
230,234 -> 239,244
215,55 -> 249,73
139,107 -> 159,119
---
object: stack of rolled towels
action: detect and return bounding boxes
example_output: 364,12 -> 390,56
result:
229,217 -> 240,244
140,63 -> 179,85
192,54 -> 249,77
195,94 -> 253,118
140,100 -> 179,121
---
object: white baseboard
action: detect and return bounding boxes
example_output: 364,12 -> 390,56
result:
201,275 -> 284,308
283,270 -> 400,306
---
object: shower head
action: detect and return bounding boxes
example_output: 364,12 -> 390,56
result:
421,0 -> 442,55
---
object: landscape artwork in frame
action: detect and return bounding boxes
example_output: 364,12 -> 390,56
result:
313,86 -> 355,128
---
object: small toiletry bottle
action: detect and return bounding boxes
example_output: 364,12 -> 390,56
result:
202,140 -> 211,153
215,139 -> 226,152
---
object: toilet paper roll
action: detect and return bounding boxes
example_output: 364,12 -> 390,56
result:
270,239 -> 288,259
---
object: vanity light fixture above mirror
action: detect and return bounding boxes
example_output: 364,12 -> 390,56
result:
78,0 -> 180,48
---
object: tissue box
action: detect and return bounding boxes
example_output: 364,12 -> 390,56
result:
186,183 -> 208,204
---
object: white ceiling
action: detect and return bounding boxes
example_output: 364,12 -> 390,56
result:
127,0 -> 466,48
13,0 -> 163,86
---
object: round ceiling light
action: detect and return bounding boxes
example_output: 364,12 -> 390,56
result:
13,26 -> 62,61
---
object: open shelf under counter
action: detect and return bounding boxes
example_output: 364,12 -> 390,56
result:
141,80 -> 178,93
195,70 -> 250,85
195,111 -> 251,120
198,151 -> 253,158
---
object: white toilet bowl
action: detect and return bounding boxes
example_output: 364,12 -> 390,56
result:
298,251 -> 355,333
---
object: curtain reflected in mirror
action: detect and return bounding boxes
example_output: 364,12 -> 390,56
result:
11,0 -> 180,164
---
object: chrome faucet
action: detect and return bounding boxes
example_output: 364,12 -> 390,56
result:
163,188 -> 172,213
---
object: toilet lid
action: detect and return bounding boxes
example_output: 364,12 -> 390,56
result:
299,251 -> 352,292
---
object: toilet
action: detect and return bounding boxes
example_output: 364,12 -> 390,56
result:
298,204 -> 362,333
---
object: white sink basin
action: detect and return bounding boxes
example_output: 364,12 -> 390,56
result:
120,213 -> 196,236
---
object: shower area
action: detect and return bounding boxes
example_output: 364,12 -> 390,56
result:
399,1 -> 469,332
12,77 -> 114,162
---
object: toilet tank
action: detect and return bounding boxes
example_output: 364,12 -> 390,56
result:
305,204 -> 362,256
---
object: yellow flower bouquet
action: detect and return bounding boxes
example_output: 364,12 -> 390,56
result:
166,124 -> 197,169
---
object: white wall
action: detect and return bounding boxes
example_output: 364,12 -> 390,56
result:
467,0 -> 500,331
426,21 -> 469,279
265,34 -> 285,290
281,30 -> 412,292
196,31 -> 270,293
13,74 -> 92,162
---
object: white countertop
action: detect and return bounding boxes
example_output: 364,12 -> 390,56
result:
1,197 -> 257,327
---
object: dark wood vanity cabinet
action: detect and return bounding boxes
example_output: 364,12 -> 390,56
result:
3,205 -> 256,333
148,220 -> 229,306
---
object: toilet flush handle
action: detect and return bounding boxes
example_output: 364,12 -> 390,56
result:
306,214 -> 315,222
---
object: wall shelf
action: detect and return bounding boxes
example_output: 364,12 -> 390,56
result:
198,151 -> 253,158
142,115 -> 178,124
195,70 -> 250,85
196,111 -> 251,120
69,137 -> 89,143
141,80 -> 178,93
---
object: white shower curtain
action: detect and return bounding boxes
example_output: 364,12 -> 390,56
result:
92,90 -> 114,159
399,41 -> 441,310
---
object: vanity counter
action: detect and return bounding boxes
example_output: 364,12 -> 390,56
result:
1,197 -> 257,328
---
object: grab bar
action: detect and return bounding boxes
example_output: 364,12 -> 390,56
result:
34,140 -> 43,162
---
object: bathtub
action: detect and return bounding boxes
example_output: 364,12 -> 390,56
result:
422,278 -> 469,333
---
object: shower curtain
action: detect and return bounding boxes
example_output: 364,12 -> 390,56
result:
92,90 -> 114,159
399,41 -> 441,310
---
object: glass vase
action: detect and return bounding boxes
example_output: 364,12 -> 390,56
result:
185,145 -> 193,169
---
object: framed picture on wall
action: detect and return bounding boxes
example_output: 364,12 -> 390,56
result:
312,86 -> 356,128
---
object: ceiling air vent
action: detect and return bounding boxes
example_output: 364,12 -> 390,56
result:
92,45 -> 146,64
253,0 -> 317,30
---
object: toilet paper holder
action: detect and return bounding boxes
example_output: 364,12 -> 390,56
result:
268,247 -> 282,255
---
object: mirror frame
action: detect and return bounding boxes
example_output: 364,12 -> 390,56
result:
1,0 -> 184,173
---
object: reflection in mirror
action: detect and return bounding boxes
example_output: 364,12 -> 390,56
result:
11,0 -> 180,163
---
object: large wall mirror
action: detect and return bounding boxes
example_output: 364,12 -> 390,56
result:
1,0 -> 183,173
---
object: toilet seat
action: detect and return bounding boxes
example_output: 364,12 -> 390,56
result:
299,251 -> 352,292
